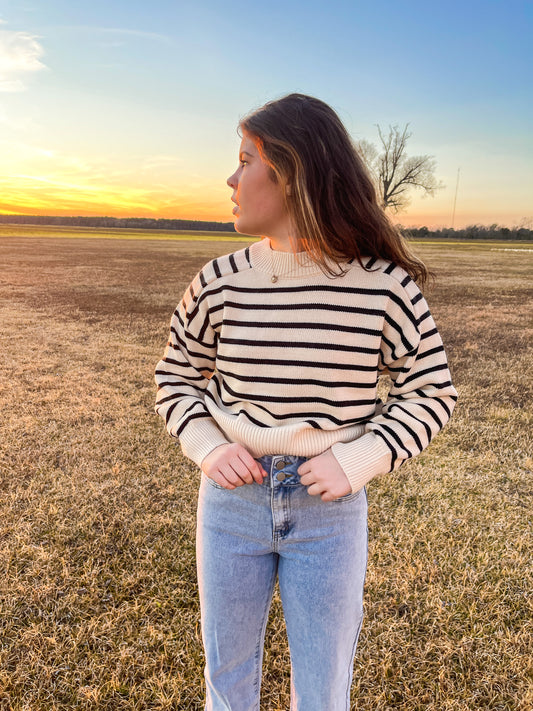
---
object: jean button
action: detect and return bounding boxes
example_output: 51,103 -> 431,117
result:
275,460 -> 286,470
276,472 -> 286,481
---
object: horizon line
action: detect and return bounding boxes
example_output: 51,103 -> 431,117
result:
0,213 -> 531,232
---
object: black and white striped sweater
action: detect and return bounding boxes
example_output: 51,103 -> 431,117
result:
155,238 -> 457,493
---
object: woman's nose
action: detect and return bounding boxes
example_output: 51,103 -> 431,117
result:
227,171 -> 238,189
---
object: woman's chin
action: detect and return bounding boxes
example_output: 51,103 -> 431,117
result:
234,218 -> 254,236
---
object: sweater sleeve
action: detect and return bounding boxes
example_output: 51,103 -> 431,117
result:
154,270 -> 230,466
331,277 -> 458,493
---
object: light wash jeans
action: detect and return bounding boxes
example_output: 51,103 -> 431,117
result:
196,454 -> 368,711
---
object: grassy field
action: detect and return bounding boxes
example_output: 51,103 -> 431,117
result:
0,224 -> 250,243
0,231 -> 531,710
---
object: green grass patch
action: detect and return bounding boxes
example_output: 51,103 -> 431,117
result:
410,238 -> 533,249
0,223 -> 253,242
2,223 -> 531,250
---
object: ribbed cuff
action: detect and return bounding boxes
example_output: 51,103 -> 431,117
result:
178,418 -> 230,468
331,433 -> 393,493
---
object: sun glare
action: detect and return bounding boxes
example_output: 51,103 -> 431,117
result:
0,174 -> 232,221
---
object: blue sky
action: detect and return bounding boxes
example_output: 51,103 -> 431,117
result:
0,0 -> 531,227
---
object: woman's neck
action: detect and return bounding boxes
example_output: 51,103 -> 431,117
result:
263,233 -> 302,253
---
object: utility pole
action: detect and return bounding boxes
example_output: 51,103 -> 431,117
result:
451,167 -> 460,229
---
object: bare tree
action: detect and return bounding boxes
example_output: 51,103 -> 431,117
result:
356,124 -> 443,212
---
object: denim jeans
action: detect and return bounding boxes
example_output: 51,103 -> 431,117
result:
196,454 -> 368,711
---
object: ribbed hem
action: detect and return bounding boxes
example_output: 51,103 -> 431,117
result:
206,400 -> 368,460
178,418 -> 230,468
331,433 -> 393,493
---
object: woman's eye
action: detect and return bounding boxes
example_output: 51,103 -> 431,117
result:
239,160 -> 248,167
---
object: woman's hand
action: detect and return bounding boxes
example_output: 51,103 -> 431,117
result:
201,443 -> 268,489
298,449 -> 352,501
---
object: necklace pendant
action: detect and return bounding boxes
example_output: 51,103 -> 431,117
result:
271,275 -> 278,283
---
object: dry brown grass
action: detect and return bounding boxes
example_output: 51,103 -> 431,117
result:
0,233 -> 532,710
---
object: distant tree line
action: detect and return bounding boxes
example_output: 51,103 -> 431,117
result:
0,215 -> 531,241
406,224 -> 533,241
0,215 -> 236,232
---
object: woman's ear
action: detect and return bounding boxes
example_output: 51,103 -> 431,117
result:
285,184 -> 292,196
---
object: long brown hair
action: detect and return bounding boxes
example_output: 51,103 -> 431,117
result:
240,93 -> 430,285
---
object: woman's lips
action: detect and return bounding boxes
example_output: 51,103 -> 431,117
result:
232,205 -> 239,215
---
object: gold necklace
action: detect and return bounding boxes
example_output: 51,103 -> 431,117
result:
269,247 -> 307,283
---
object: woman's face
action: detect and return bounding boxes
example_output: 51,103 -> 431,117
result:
227,132 -> 291,241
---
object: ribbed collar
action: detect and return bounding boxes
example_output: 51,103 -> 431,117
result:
250,237 -> 324,280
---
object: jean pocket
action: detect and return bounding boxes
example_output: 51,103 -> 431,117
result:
332,489 -> 362,503
208,480 -> 226,490
203,474 -> 226,490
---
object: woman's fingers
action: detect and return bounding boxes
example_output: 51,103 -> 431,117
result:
297,450 -> 352,499
202,443 -> 267,488
238,448 -> 268,484
224,457 -> 254,486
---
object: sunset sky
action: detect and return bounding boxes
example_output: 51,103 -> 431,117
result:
0,0 -> 531,229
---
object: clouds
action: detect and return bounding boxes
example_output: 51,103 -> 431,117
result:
0,22 -> 46,91
0,137 -> 231,220
0,2 -> 531,226
0,169 -> 229,219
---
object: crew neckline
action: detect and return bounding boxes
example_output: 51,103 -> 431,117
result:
250,237 -> 323,279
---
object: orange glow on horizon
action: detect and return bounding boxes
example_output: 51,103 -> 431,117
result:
0,174 -> 235,223
0,176 -> 527,229
0,201 -> 234,222
0,202 -> 524,230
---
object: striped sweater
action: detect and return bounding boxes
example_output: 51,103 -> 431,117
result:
155,237 -> 457,493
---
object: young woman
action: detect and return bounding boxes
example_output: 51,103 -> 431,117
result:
155,93 -> 457,710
